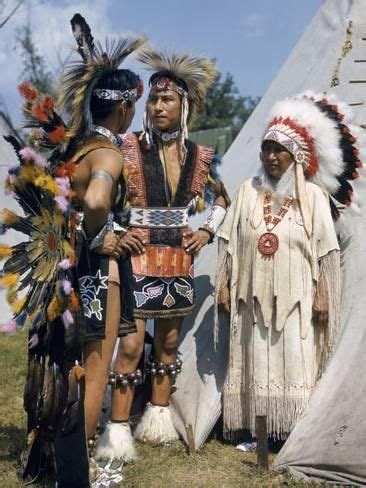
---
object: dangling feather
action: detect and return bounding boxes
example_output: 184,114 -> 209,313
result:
60,364 -> 84,434
50,365 -> 67,427
24,357 -> 45,426
41,364 -> 57,429
70,13 -> 95,62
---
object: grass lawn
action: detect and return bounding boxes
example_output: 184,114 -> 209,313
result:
0,331 -> 316,487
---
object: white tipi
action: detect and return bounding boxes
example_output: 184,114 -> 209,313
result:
171,1 -> 366,483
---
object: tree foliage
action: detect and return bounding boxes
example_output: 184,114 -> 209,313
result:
0,21 -> 55,142
16,22 -> 54,94
192,71 -> 260,132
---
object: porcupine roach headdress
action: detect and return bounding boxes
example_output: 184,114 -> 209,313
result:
59,13 -> 145,140
262,91 -> 365,236
137,46 -> 217,147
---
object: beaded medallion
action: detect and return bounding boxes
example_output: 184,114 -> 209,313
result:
258,192 -> 293,257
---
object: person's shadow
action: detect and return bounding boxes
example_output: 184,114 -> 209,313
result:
178,274 -> 229,391
0,425 -> 25,464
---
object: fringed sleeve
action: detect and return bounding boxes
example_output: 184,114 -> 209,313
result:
214,183 -> 246,345
317,249 -> 341,375
214,237 -> 232,345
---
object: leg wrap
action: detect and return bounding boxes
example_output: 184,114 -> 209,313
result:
95,421 -> 137,462
108,369 -> 143,388
146,356 -> 182,379
134,402 -> 179,444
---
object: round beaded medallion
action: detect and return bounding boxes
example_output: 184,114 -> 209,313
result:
258,232 -> 279,256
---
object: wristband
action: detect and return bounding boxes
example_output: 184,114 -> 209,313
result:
202,205 -> 227,238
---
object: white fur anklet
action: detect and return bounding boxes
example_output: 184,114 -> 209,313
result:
95,421 -> 137,462
134,402 -> 179,444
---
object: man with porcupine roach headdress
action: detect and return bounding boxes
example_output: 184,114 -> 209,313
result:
58,13 -> 146,484
94,46 -> 230,459
0,12 -> 145,486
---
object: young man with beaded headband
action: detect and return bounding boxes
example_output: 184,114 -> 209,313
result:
0,12 -> 145,486
58,13 -> 146,482
216,92 -> 364,442
95,47 -> 230,457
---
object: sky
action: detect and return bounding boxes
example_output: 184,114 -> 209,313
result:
0,0 -> 323,130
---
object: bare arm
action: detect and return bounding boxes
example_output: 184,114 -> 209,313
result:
83,148 -> 123,237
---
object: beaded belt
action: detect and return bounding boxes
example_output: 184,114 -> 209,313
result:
131,245 -> 192,277
129,207 -> 189,229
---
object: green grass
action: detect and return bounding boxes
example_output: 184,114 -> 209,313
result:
0,331 -> 317,487
0,330 -> 28,487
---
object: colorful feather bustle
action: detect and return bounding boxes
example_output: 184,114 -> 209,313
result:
0,153 -> 76,334
1,92 -> 85,483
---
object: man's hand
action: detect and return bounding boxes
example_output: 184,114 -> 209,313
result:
183,229 -> 211,254
120,231 -> 145,255
218,286 -> 231,314
94,231 -> 123,259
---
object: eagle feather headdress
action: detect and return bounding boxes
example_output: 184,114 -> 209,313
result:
59,13 -> 145,140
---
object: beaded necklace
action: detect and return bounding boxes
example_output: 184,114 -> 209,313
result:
92,124 -> 122,148
258,191 -> 293,257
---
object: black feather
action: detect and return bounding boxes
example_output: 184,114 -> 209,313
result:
3,249 -> 30,275
70,13 -> 95,62
24,356 -> 45,428
333,177 -> 353,205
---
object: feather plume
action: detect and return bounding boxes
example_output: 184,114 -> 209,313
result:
0,244 -> 13,258
0,273 -> 19,288
137,47 -> 217,124
70,13 -> 95,62
0,208 -> 18,226
60,17 -> 146,140
11,296 -> 26,314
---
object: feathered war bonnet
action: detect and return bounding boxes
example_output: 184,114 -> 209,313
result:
137,47 -> 217,147
262,92 -> 365,236
59,13 -> 145,141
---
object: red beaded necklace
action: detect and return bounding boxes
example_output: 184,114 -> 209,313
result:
258,192 -> 293,257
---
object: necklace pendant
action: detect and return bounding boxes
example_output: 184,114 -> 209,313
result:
258,232 -> 279,257
266,223 -> 275,231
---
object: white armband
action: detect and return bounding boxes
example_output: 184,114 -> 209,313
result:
201,205 -> 227,236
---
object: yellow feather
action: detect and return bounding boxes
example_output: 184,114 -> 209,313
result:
196,198 -> 205,211
47,296 -> 61,321
11,296 -> 26,315
0,273 -> 19,288
0,209 -> 18,225
0,245 -> 13,258
34,174 -> 59,195
62,239 -> 71,255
